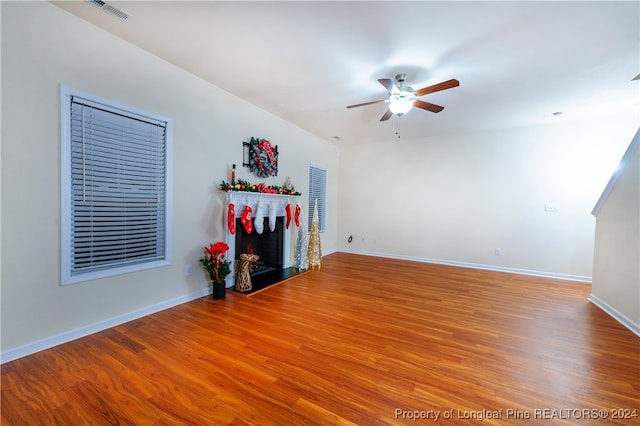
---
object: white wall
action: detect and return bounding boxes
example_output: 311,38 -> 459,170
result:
591,132 -> 639,333
338,117 -> 638,280
0,1 -> 339,357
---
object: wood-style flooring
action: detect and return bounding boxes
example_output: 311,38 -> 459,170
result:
2,253 -> 639,425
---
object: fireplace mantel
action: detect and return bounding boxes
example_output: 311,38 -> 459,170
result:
224,191 -> 301,288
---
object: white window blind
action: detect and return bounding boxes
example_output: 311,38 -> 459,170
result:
308,165 -> 327,233
61,87 -> 171,284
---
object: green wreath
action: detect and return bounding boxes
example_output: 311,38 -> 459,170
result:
249,137 -> 278,178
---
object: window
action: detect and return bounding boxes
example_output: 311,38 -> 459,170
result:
307,164 -> 327,233
61,86 -> 172,284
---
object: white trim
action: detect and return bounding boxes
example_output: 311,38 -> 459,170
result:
588,294 -> 640,337
322,247 -> 337,256
0,287 -> 210,364
338,248 -> 593,282
592,127 -> 639,216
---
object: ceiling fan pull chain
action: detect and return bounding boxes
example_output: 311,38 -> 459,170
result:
396,115 -> 401,139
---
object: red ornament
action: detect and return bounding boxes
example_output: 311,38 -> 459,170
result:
227,203 -> 235,235
241,205 -> 253,234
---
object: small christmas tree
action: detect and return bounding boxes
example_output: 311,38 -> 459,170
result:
294,206 -> 308,270
307,199 -> 322,269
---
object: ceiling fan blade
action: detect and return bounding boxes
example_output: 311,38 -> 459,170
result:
415,79 -> 459,97
346,99 -> 386,109
380,109 -> 393,121
378,78 -> 396,93
414,100 -> 445,113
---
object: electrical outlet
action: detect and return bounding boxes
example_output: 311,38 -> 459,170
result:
185,265 -> 192,276
495,248 -> 502,256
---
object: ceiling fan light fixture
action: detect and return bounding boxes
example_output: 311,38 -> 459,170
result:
389,97 -> 414,115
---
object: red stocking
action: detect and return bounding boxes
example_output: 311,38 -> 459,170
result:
227,203 -> 235,235
285,203 -> 292,229
294,203 -> 302,227
241,205 -> 253,234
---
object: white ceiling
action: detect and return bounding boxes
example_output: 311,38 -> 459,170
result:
52,1 -> 640,145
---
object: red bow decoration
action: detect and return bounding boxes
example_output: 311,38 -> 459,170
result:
258,140 -> 276,164
250,137 -> 278,178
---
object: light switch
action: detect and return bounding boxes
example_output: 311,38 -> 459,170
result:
545,203 -> 559,212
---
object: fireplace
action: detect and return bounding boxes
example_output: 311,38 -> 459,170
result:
235,216 -> 284,274
224,192 -> 300,288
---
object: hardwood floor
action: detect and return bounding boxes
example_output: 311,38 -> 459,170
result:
2,253 -> 639,425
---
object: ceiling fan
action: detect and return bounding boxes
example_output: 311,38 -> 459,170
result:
347,73 -> 459,121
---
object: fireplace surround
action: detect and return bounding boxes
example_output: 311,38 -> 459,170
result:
224,191 -> 301,288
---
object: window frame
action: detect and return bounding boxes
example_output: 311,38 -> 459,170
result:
60,86 -> 172,285
307,164 -> 328,234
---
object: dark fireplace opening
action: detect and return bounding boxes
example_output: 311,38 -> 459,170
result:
235,216 -> 284,276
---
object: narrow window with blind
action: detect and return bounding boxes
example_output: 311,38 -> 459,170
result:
60,86 -> 172,285
307,165 -> 327,233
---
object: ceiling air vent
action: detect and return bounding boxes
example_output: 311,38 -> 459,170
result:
86,0 -> 129,21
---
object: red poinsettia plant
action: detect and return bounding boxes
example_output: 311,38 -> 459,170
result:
199,241 -> 231,283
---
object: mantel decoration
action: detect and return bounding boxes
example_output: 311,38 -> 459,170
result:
199,241 -> 231,299
243,137 -> 278,178
219,177 -> 300,195
220,177 -> 300,239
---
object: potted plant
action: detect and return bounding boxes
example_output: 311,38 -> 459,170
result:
199,241 -> 231,299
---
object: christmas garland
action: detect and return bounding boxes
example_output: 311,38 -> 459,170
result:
219,178 -> 300,195
249,137 -> 278,178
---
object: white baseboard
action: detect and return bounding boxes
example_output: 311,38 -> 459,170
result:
1,287 -> 211,364
321,247 -> 337,256
588,294 -> 640,337
337,249 -> 593,282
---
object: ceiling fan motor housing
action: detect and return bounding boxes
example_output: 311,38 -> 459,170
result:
394,73 -> 414,94
395,73 -> 408,83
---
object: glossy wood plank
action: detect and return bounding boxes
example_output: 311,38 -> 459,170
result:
2,253 -> 639,425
